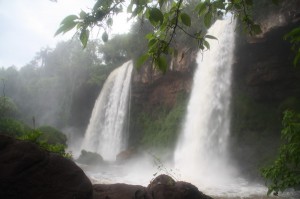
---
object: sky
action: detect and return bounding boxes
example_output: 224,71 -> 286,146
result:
0,0 -> 131,69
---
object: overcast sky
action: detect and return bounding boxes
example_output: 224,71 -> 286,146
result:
0,0 -> 131,69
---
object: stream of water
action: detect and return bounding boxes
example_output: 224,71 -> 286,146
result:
80,61 -> 133,161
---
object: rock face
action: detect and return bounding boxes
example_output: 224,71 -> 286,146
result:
0,134 -> 93,199
93,174 -> 213,199
230,5 -> 300,180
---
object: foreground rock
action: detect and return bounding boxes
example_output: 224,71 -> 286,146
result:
0,134 -> 93,199
93,174 -> 213,199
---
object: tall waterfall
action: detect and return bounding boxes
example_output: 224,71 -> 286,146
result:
81,61 -> 133,161
174,19 -> 238,191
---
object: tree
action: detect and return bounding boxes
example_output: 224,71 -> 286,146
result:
261,110 -> 300,195
55,0 -> 264,72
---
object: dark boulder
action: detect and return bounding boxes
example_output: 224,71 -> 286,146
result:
116,148 -> 137,163
93,174 -> 213,199
93,183 -> 149,199
0,134 -> 93,199
147,174 -> 213,199
77,150 -> 104,166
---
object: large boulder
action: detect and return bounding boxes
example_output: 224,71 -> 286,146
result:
0,134 -> 93,199
147,174 -> 213,199
93,174 -> 213,199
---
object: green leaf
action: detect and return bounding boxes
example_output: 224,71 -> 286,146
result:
205,35 -> 218,40
156,55 -> 168,73
197,3 -> 207,16
293,51 -> 300,66
204,12 -> 212,28
148,38 -> 158,48
180,13 -> 191,27
213,0 -> 225,9
79,10 -> 87,19
284,28 -> 300,40
54,21 -> 77,36
106,18 -> 113,26
136,54 -> 149,69
149,8 -> 164,26
61,15 -> 78,25
203,40 -> 210,50
80,29 -> 89,48
102,31 -> 108,42
55,15 -> 78,36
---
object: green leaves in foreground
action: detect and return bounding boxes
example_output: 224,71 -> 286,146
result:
261,110 -> 300,195
180,13 -> 191,27
149,8 -> 164,27
284,27 -> 300,66
55,15 -> 78,36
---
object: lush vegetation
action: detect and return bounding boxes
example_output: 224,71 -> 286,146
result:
139,93 -> 188,151
0,118 -> 71,158
0,89 -> 71,158
37,126 -> 67,146
18,129 -> 71,158
261,110 -> 300,195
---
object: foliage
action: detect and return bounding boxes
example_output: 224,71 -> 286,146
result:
140,93 -> 187,150
0,117 -> 71,158
284,27 -> 300,66
0,118 -> 31,137
56,0 -> 265,72
261,110 -> 300,195
0,39 -> 108,128
19,129 -> 72,159
231,92 -> 280,138
37,125 -> 67,146
0,96 -> 18,118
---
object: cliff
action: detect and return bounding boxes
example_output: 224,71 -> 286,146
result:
230,3 -> 300,180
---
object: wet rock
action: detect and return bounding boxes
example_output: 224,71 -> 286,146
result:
147,175 -> 213,199
116,148 -> 137,163
93,184 -> 149,199
0,134 -> 92,199
77,150 -> 104,166
93,174 -> 213,199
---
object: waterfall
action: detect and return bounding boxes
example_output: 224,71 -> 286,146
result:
81,61 -> 133,161
174,19 -> 238,191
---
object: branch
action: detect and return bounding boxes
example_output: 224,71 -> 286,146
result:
177,25 -> 199,40
166,0 -> 184,49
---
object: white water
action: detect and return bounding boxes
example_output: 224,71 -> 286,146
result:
174,19 -> 247,195
81,61 -> 133,161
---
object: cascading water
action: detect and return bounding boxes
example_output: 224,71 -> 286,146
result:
174,18 -> 241,194
81,61 -> 133,161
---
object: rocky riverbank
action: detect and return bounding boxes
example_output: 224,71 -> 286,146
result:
0,134 -> 213,199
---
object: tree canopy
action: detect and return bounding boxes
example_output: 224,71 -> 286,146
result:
55,0 -> 266,71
